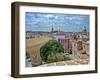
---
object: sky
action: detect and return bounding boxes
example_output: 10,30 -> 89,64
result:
25,12 -> 90,32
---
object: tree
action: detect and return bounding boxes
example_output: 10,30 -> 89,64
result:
46,52 -> 56,63
40,40 -> 68,63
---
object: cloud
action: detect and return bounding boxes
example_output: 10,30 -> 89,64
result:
46,14 -> 58,20
74,21 -> 81,25
65,16 -> 83,21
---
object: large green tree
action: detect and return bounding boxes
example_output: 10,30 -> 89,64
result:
40,40 -> 70,63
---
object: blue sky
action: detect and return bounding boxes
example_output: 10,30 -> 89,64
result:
25,12 -> 90,32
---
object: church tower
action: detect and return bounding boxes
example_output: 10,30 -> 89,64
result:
51,26 -> 54,32
83,26 -> 87,33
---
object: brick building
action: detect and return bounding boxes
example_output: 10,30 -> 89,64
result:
58,38 -> 72,54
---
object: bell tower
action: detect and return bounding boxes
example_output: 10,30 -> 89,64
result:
51,26 -> 54,32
